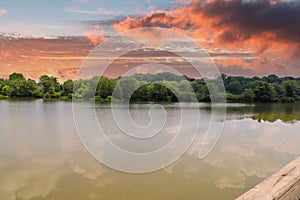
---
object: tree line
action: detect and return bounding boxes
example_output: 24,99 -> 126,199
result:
0,72 -> 299,103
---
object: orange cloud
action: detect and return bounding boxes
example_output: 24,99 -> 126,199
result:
83,25 -> 106,46
113,0 -> 300,75
0,36 -> 94,80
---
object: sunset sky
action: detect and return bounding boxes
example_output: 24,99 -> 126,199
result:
0,0 -> 299,80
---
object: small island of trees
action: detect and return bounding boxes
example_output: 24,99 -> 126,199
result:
0,72 -> 299,103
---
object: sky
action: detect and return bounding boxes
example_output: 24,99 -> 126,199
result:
0,0 -> 174,35
0,0 -> 299,79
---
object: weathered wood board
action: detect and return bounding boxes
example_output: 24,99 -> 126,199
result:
236,157 -> 300,200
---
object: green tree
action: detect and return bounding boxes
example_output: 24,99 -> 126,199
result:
39,75 -> 61,99
9,73 -> 25,81
226,81 -> 242,95
8,79 -> 28,97
0,79 -> 4,93
264,74 -> 280,83
62,80 -> 74,99
282,80 -> 299,98
254,81 -> 276,102
1,72 -> 300,103
73,79 -> 95,99
150,84 -> 170,102
112,83 -> 123,101
96,77 -> 116,99
242,89 -> 255,102
1,85 -> 10,96
27,79 -> 42,97
131,83 -> 149,102
118,77 -> 138,102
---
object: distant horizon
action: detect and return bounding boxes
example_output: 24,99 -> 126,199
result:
1,71 -> 300,83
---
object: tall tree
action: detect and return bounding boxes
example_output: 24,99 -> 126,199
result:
282,80 -> 299,98
254,81 -> 276,102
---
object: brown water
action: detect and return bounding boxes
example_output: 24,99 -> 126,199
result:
0,100 -> 299,200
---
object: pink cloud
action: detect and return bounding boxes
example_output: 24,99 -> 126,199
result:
0,9 -> 8,15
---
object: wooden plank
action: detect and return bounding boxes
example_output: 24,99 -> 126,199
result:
236,157 -> 300,200
278,179 -> 300,200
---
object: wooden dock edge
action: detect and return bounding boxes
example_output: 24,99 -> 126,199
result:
236,157 -> 300,200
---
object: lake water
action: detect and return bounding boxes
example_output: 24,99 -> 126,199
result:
0,100 -> 299,200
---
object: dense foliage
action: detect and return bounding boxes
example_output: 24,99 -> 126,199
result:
0,72 -> 299,103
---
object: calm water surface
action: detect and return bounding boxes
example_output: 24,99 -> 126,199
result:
0,100 -> 299,200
